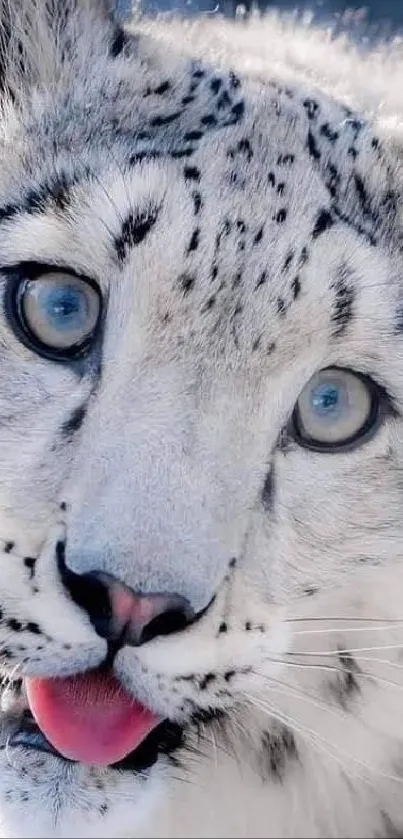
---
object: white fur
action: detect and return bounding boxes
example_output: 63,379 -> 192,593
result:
0,3 -> 402,837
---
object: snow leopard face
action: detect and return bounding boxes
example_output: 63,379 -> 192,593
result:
0,1 -> 402,837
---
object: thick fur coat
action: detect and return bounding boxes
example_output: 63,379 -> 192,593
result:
0,2 -> 401,836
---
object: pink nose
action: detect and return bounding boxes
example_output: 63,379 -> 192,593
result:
57,546 -> 194,646
98,572 -> 194,645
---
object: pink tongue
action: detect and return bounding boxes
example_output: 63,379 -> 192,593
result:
25,670 -> 161,766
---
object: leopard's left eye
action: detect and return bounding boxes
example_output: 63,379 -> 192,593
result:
290,367 -> 382,451
4,264 -> 102,362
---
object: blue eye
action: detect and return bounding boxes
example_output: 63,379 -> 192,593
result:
311,382 -> 346,419
291,368 -> 381,451
42,286 -> 89,332
10,269 -> 101,359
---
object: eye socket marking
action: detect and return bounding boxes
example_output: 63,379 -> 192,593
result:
3,263 -> 102,362
290,367 -> 387,452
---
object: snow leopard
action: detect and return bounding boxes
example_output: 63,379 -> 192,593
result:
0,0 -> 403,836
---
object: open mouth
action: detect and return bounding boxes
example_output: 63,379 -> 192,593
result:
5,669 -> 184,772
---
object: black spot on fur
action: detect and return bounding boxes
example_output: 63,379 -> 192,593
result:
179,273 -> 196,295
395,304 -> 403,334
150,111 -> 181,127
170,148 -> 195,159
201,114 -> 217,127
261,469 -> 274,512
7,618 -> 22,632
330,265 -> 355,337
354,172 -> 373,218
320,122 -> 339,143
304,586 -> 318,597
255,271 -> 267,290
110,27 -> 129,58
224,670 -> 236,681
4,542 -> 14,554
229,71 -> 241,88
277,153 -> 294,166
312,209 -> 334,239
203,295 -> 216,312
291,275 -> 301,300
192,191 -> 202,215
229,557 -> 237,568
303,98 -> 320,120
210,77 -> 223,94
275,209 -> 287,223
184,130 -> 204,142
245,621 -> 252,631
277,297 -> 286,316
329,650 -> 361,708
129,150 -> 162,165
218,622 -> 228,634
199,673 -> 216,690
268,172 -> 276,187
144,80 -> 172,96
61,403 -> 88,439
184,166 -> 201,183
217,91 -> 232,111
252,335 -> 262,351
306,129 -> 321,160
228,138 -> 253,162
26,622 -> 41,635
282,251 -> 294,274
325,162 -> 340,198
187,228 -> 200,254
260,727 -> 299,782
24,556 -> 36,579
227,100 -> 245,123
253,226 -> 264,245
1,649 -> 14,660
298,246 -> 309,267
114,206 -> 159,261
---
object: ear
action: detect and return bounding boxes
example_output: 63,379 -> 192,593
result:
0,0 -> 127,101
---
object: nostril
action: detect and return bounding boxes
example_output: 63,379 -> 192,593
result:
139,605 -> 193,645
57,543 -> 113,636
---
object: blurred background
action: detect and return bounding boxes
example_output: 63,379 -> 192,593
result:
116,0 -> 403,42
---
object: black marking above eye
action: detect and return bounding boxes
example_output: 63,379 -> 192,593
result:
330,268 -> 355,337
0,172 -> 77,223
114,206 -> 159,262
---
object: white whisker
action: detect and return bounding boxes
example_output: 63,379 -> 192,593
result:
287,644 -> 403,656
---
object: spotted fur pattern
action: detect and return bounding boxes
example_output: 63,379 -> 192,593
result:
0,2 -> 402,836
